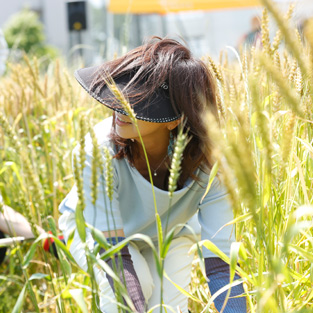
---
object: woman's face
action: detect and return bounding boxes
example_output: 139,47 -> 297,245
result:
114,112 -> 178,143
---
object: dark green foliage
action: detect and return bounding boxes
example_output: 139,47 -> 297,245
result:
3,9 -> 58,59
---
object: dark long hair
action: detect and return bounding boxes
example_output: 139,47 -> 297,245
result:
91,37 -> 218,187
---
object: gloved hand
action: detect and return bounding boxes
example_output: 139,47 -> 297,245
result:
42,231 -> 65,259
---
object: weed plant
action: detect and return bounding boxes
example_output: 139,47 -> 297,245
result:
0,1 -> 313,312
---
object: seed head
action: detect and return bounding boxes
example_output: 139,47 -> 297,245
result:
90,126 -> 103,206
261,9 -> 271,55
168,128 -> 189,198
103,147 -> 114,202
107,80 -> 136,122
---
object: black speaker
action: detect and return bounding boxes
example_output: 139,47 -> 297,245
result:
67,1 -> 87,31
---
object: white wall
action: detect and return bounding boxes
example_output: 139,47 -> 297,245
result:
0,0 -> 41,26
42,0 -> 69,54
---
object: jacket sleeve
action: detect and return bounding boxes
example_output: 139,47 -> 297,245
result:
198,177 -> 235,258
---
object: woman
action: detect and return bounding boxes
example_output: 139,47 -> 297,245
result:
59,37 -> 246,313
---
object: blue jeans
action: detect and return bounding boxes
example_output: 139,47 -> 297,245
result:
205,258 -> 247,313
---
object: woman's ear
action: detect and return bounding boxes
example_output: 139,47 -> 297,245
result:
167,118 -> 181,131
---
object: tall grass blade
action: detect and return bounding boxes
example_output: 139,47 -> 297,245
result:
68,289 -> 88,313
11,284 -> 27,313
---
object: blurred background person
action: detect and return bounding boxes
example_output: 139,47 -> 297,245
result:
238,15 -> 262,48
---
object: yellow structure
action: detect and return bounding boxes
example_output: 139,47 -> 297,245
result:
108,0 -> 261,14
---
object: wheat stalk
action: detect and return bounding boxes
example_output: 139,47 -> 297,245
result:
260,55 -> 302,116
261,9 -> 271,56
271,4 -> 295,53
168,128 -> 189,198
207,56 -> 224,84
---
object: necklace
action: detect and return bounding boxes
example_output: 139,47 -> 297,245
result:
152,154 -> 169,176
141,153 -> 169,176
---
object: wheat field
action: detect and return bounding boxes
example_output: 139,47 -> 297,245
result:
1,1 -> 313,312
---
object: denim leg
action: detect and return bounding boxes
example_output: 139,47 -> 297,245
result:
205,258 -> 246,313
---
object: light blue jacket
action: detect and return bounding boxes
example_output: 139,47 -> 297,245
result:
59,116 -> 235,258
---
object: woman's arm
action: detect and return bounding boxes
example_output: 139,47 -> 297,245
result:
205,257 -> 246,312
0,203 -> 44,239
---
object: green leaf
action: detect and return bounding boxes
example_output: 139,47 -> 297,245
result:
52,236 -> 76,263
201,240 -> 230,263
289,244 -> 313,262
23,233 -> 76,267
161,227 -> 175,259
29,273 -> 50,281
284,221 -> 313,246
12,284 -> 27,313
156,213 -> 163,255
87,224 -> 110,250
163,272 -> 203,304
0,275 -> 23,285
147,304 -> 177,313
66,227 -> 75,249
200,161 -> 219,203
89,227 -> 159,264
196,240 -> 254,284
263,94 -> 274,109
61,289 -> 72,299
75,205 -> 86,243
47,215 -> 58,236
263,160 -> 271,206
88,228 -> 163,280
22,238 -> 40,268
218,242 -> 242,312
230,242 -> 241,281
88,254 -> 135,311
0,162 -> 25,191
59,255 -> 72,278
238,243 -> 249,262
296,137 -> 313,159
69,289 -> 88,313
